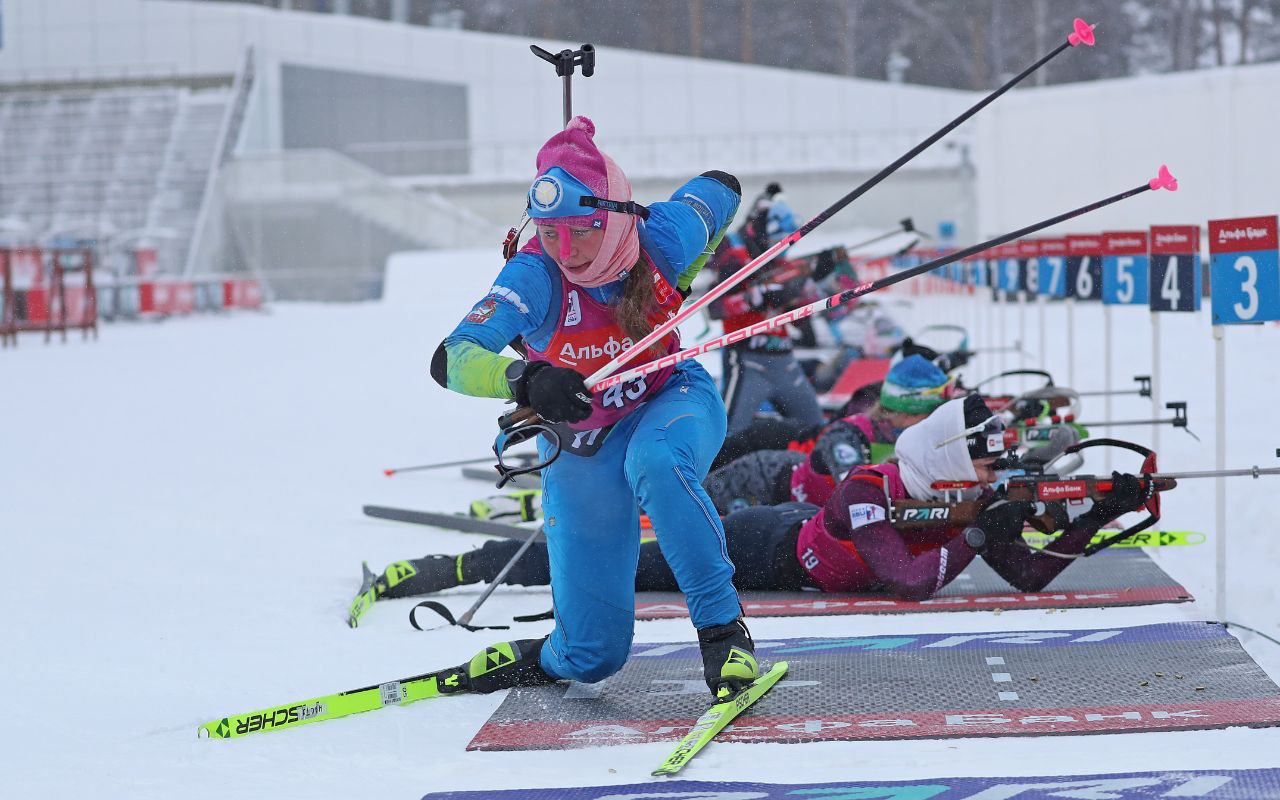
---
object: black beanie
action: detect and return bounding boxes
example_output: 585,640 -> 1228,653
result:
962,394 -> 1007,460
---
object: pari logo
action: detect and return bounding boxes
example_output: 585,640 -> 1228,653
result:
530,175 -> 564,214
901,507 -> 950,522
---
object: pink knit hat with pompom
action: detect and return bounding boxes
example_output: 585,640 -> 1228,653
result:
533,117 -> 640,287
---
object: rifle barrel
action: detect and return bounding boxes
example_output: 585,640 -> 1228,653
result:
1151,467 -> 1280,480
1075,418 -> 1177,427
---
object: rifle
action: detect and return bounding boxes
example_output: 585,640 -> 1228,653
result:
890,440 -> 1280,556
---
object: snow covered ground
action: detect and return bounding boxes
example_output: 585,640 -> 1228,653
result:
4,247 -> 1280,799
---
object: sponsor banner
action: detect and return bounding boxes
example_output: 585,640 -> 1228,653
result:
1209,215 -> 1279,253
134,247 -> 158,277
1151,224 -> 1200,255
1036,480 -> 1088,500
52,286 -> 95,326
1103,231 -> 1149,256
223,278 -> 264,309
8,248 -> 43,290
1067,234 -> 1104,255
421,769 -> 1280,799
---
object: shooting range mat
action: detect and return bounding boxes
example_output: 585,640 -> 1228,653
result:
421,769 -> 1280,800
469,622 -> 1280,751
636,549 -> 1191,619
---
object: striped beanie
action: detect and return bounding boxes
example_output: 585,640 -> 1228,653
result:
880,354 -> 951,414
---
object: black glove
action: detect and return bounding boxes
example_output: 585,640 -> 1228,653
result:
1091,471 -> 1148,519
510,362 -> 593,424
965,500 -> 1035,553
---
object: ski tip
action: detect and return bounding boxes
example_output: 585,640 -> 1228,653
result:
383,469 -> 395,477
1149,164 -> 1179,192
1068,18 -> 1097,47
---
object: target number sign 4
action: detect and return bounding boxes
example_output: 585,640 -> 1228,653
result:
1149,225 -> 1202,313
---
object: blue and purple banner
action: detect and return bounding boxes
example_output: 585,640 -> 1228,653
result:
423,769 -> 1280,799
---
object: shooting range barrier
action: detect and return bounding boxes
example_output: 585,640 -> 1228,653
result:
469,622 -> 1280,751
636,549 -> 1190,619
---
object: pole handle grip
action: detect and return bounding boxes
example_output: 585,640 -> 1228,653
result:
499,406 -> 541,430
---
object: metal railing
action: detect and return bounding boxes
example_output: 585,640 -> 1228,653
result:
343,127 -> 967,180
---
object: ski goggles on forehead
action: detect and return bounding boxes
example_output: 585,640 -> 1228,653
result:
527,167 -> 649,221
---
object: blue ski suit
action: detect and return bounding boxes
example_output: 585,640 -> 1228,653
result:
435,173 -> 742,683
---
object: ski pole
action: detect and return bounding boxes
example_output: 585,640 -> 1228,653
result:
383,456 -> 501,477
584,18 -> 1099,388
456,527 -> 544,628
842,218 -> 918,253
594,166 -> 1175,392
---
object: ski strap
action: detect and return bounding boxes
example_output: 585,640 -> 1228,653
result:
409,600 -> 510,632
513,608 -> 555,623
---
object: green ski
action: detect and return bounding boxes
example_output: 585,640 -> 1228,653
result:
652,660 -> 789,777
199,668 -> 459,739
347,561 -> 380,628
1022,529 -> 1204,549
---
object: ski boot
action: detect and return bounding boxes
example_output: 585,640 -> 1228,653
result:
435,637 -> 556,695
697,617 -> 760,700
347,556 -> 461,628
470,489 -> 542,522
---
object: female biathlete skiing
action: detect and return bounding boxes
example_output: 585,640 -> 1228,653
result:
366,395 -> 1148,605
420,117 -> 758,700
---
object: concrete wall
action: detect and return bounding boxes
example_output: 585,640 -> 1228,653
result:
973,62 -> 1280,239
413,165 -> 976,251
0,0 -> 976,176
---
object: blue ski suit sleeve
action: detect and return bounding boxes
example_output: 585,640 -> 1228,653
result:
439,253 -> 557,399
640,174 -> 741,292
